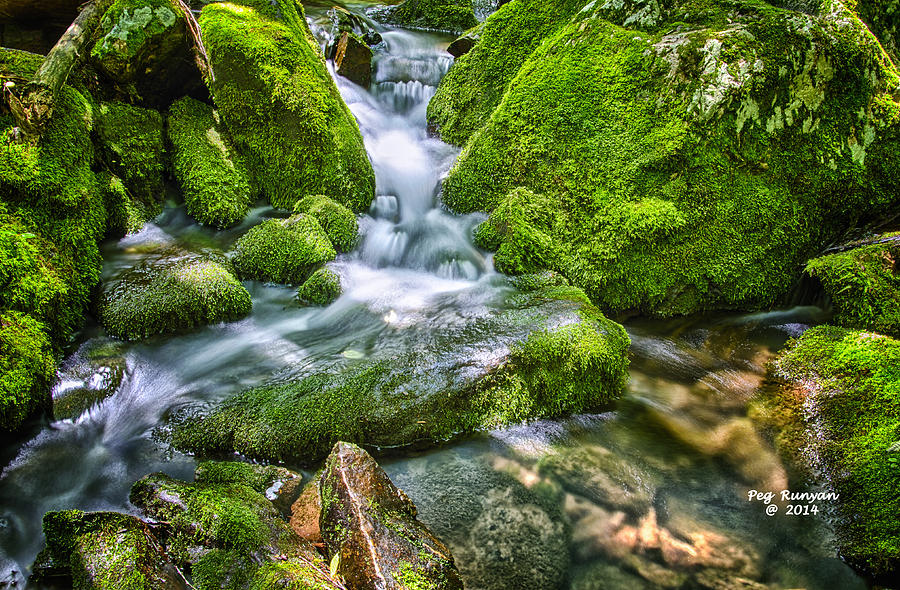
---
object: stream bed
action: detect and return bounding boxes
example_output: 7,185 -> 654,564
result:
0,5 -> 871,588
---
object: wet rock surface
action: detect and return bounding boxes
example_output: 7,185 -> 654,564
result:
335,32 -> 373,88
52,338 -> 128,421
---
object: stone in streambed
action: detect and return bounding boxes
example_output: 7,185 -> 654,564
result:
31,510 -> 188,589
168,284 -> 629,463
319,442 -> 462,590
371,0 -> 478,35
231,214 -> 336,285
297,268 -> 342,307
52,338 -> 128,421
98,248 -> 251,341
446,22 -> 483,58
329,6 -> 383,49
290,480 -> 323,544
293,195 -> 359,253
334,32 -> 373,87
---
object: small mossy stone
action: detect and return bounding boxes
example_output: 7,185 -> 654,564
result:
770,326 -> 900,576
372,0 -> 478,34
293,195 -> 358,253
0,310 -> 54,432
99,172 -> 155,237
297,268 -> 342,306
199,0 -> 375,211
232,215 -> 336,285
99,249 -> 252,341
168,97 -> 252,228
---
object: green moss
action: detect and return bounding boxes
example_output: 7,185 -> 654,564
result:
248,559 -> 338,590
296,268 -> 342,306
95,101 -> 166,211
853,0 -> 900,64
169,287 -> 629,463
293,195 -> 358,253
0,47 -> 43,78
771,326 -> 900,575
232,214 -> 336,284
0,311 -> 54,431
199,0 -> 375,211
806,235 -> 900,336
191,549 -> 258,590
373,0 -> 478,34
396,561 -> 441,590
99,172 -> 154,236
194,460 -> 299,494
92,0 -> 181,66
99,250 -> 252,340
427,0 -> 585,145
168,97 -> 252,228
437,0 -> 900,317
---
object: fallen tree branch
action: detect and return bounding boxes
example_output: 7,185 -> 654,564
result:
175,0 -> 214,83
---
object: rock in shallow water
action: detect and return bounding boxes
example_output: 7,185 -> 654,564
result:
319,442 -> 463,590
168,285 -> 629,463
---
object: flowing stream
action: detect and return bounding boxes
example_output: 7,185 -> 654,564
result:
0,6 -> 873,588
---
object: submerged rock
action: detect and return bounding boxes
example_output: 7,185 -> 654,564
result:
90,0 -> 206,107
232,214 -> 336,285
95,101 -> 166,216
372,0 -> 478,34
768,326 -> 900,578
167,97 -> 252,228
168,285 -> 629,463
52,338 -> 128,421
199,0 -> 375,210
31,510 -> 188,589
297,267 -> 342,306
334,32 -> 373,87
98,248 -> 252,341
432,0 -> 900,316
319,442 -> 463,590
805,234 -> 900,336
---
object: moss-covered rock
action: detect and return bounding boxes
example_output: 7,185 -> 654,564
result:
52,338 -> 128,421
435,0 -> 900,317
318,442 -> 463,590
0,310 -> 54,432
296,267 -> 342,306
372,0 -> 478,34
167,97 -> 252,228
199,0 -> 375,210
293,194 -> 358,253
98,249 -> 252,340
31,510 -> 188,589
769,325 -> 900,577
96,101 -> 166,214
854,0 -> 900,64
232,214 -> 336,284
805,235 -> 900,336
169,285 -> 629,463
100,172 -> 156,237
90,0 -> 206,106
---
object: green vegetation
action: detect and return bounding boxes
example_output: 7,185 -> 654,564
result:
98,251 -> 252,340
0,311 -> 54,431
168,97 -> 252,228
771,326 -> 900,576
169,287 -> 629,463
436,0 -> 900,316
95,101 -> 166,212
99,172 -> 154,236
293,195 -> 358,252
194,460 -> 298,493
91,0 -> 181,68
232,215 -> 336,284
199,0 -> 375,210
806,236 -> 900,336
374,0 -> 478,34
427,0 -> 585,145
297,267 -> 342,306
853,0 -> 900,63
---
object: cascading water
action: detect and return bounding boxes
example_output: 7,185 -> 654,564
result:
0,8 -> 873,589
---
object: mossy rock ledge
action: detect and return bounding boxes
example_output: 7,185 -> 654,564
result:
98,249 -> 252,341
767,325 -> 900,578
199,0 -> 375,210
169,284 -> 630,463
432,0 -> 900,316
371,0 -> 478,34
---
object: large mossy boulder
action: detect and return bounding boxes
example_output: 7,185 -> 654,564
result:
199,0 -> 375,211
372,0 -> 478,34
432,0 -> 900,317
768,325 -> 900,578
0,310 -> 55,432
98,249 -> 252,340
96,101 -> 166,215
319,442 -> 463,590
232,214 -> 337,284
31,510 -> 188,589
167,97 -> 252,228
90,0 -> 206,106
169,285 -> 629,463
806,235 -> 900,336
130,465 -> 339,590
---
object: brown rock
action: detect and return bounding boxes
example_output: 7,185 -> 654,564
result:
334,32 -> 372,87
290,481 -> 322,543
319,441 -> 463,590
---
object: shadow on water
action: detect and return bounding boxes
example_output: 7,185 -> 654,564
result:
0,6 -> 873,589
